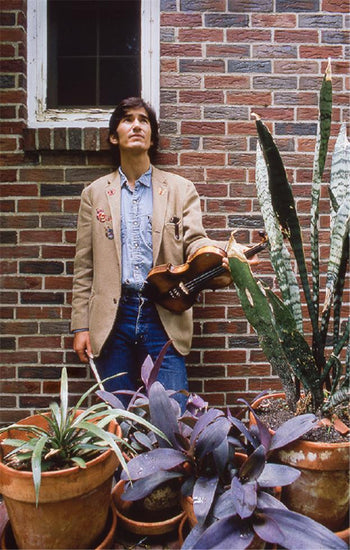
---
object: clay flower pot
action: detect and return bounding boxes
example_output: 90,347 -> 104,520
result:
0,412 -> 121,549
112,480 -> 185,536
251,392 -> 350,532
0,503 -> 117,550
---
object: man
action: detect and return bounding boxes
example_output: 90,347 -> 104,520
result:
71,97 -> 230,406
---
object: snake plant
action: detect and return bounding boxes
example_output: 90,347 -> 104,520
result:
228,61 -> 349,414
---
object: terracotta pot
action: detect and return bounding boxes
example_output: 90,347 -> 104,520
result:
251,392 -> 350,531
0,412 -> 121,549
0,503 -> 117,550
112,480 -> 185,536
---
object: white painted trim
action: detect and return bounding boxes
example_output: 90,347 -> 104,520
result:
27,0 -> 160,128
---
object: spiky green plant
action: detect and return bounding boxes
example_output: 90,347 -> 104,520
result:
0,367 -> 168,506
227,61 -> 349,414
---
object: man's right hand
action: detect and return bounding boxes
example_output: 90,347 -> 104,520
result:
73,331 -> 92,363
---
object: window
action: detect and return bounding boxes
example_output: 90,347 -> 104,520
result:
27,0 -> 160,127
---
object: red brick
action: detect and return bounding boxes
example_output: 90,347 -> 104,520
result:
322,0 -> 349,11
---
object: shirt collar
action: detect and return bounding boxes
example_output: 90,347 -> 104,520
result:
119,166 -> 152,188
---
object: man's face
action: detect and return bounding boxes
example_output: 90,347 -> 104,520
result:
111,107 -> 153,155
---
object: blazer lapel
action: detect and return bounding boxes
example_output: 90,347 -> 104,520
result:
105,171 -> 122,266
152,166 -> 168,263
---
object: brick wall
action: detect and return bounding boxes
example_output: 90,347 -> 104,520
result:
0,0 -> 349,424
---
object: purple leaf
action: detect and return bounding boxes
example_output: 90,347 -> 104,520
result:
149,381 -> 180,448
190,408 -> 224,447
227,411 -> 257,448
253,511 -> 284,546
270,413 -> 317,451
143,340 -> 173,392
96,389 -> 125,409
195,417 -> 231,459
182,524 -> 206,550
238,445 -> 266,483
122,470 -> 182,501
120,448 -> 185,480
140,354 -> 154,391
255,508 -> 348,549
231,477 -> 257,519
186,393 -> 208,416
190,516 -> 254,550
257,490 -> 287,511
237,397 -> 272,451
257,463 -> 300,487
193,475 -> 219,526
212,438 -> 229,477
212,490 -> 237,520
132,431 -> 154,451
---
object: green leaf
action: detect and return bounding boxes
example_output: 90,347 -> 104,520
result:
227,254 -> 297,409
318,60 -> 332,178
71,456 -> 87,468
330,123 -> 350,219
255,142 -> 303,331
32,434 -> 49,507
59,366 -> 68,431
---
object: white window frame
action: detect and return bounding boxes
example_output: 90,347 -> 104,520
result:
27,0 -> 160,127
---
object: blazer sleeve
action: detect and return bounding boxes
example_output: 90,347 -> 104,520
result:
71,186 -> 93,331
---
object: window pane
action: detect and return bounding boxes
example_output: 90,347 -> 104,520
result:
47,0 -> 141,108
100,57 -> 140,105
57,59 -> 96,106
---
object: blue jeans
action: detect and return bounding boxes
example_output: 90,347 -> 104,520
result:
95,291 -> 188,409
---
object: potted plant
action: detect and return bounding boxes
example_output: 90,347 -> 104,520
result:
98,348 -> 190,536
115,385 -> 346,549
0,366 -> 167,550
181,400 -> 347,550
226,60 -> 349,531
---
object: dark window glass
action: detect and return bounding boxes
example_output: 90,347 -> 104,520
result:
47,0 -> 141,108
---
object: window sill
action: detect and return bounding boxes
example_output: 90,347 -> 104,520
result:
23,127 -> 110,152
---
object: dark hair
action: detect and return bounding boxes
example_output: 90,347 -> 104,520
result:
108,97 -> 159,166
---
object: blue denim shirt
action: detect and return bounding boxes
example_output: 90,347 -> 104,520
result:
119,166 -> 153,290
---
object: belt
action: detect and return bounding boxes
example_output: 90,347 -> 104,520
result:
121,286 -> 145,299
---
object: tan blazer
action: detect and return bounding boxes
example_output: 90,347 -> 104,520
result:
71,166 -> 213,357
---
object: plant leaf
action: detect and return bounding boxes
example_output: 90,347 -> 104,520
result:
231,477 -> 257,520
255,141 -> 303,330
59,366 -> 68,431
269,413 -> 317,451
187,515 -> 254,550
195,416 -> 231,459
122,470 -> 183,501
120,448 -> 186,481
193,475 -> 219,526
71,456 -> 87,468
238,445 -> 266,483
142,340 -> 173,392
149,381 -> 180,448
257,463 -> 300,487
32,434 -> 49,506
255,508 -> 347,550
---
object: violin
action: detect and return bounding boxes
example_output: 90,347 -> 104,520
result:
142,232 -> 268,313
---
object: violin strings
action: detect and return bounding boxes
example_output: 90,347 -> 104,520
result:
185,264 -> 225,293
